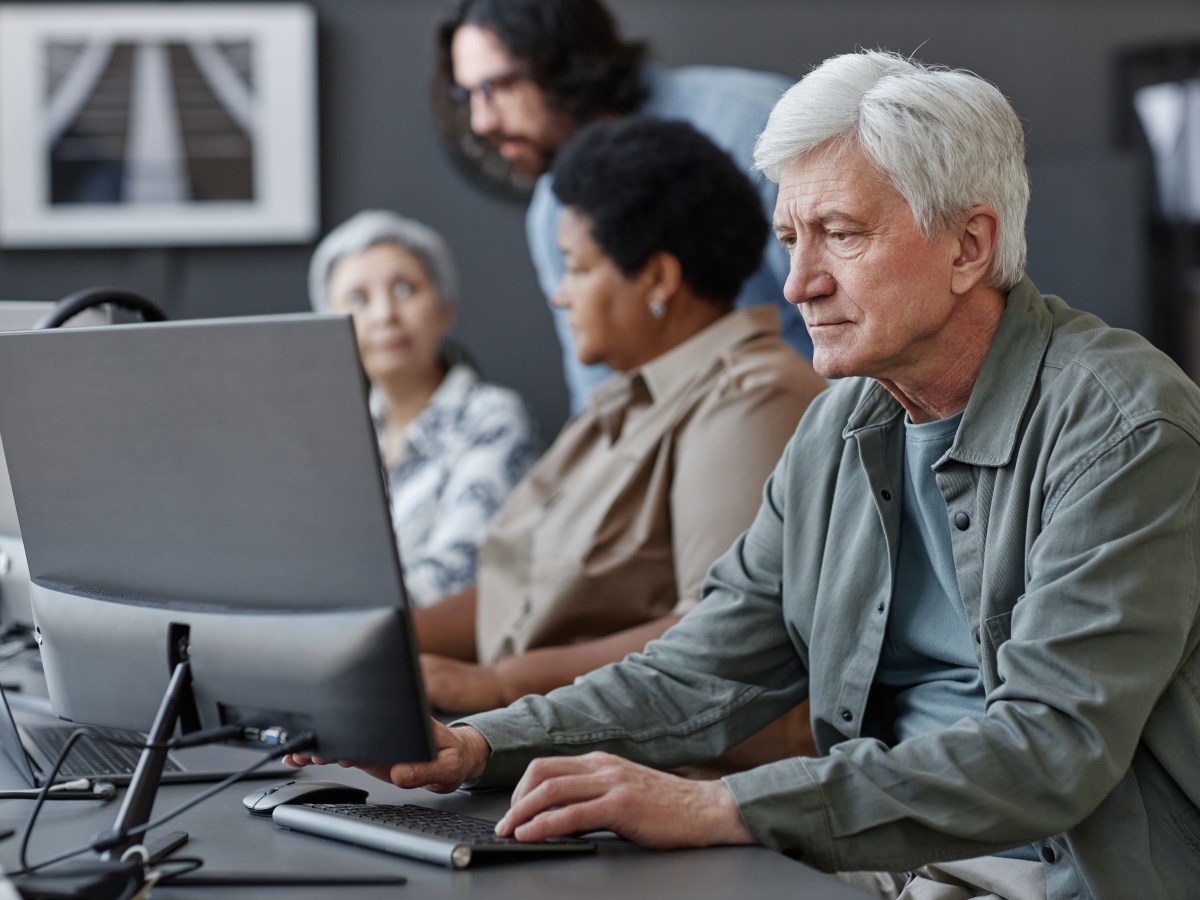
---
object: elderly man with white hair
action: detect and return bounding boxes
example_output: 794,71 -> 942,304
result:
292,51 -> 1200,899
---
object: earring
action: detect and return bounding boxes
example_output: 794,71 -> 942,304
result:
649,300 -> 666,318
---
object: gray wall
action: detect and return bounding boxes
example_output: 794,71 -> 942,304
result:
1,0 -> 1197,435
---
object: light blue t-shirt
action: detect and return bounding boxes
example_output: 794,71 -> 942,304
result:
527,64 -> 812,415
876,411 -> 987,743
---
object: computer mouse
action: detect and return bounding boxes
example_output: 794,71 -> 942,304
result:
242,779 -> 370,816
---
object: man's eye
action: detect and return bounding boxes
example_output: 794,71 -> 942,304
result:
344,289 -> 367,309
392,280 -> 416,300
829,231 -> 849,242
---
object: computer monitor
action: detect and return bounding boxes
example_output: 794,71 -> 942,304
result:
0,301 -> 111,632
0,428 -> 34,631
0,313 -> 434,770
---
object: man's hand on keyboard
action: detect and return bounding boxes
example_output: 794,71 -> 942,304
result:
285,719 -> 490,794
495,751 -> 755,850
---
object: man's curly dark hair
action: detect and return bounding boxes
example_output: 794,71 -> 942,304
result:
431,0 -> 648,199
551,117 -> 769,307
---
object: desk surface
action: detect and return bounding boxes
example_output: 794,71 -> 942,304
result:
0,753 -> 871,898
0,652 -> 868,898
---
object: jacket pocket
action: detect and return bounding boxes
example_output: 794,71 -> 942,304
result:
978,608 -> 1014,691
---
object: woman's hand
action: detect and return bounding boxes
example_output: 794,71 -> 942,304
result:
421,653 -> 510,713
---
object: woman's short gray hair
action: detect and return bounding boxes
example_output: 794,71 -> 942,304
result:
307,210 -> 459,312
754,50 -> 1029,291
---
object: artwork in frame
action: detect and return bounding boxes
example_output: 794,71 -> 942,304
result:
0,3 -> 318,247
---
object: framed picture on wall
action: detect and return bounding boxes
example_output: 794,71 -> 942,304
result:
0,3 -> 318,247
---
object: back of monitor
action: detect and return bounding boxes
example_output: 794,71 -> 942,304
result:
0,314 -> 431,763
0,301 -> 110,630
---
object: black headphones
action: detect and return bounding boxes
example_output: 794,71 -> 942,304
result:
34,287 -> 168,329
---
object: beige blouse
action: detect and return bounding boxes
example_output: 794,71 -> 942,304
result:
475,306 -> 827,664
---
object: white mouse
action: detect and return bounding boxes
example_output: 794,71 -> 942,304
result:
242,779 -> 369,816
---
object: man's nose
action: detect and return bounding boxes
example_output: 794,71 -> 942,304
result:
783,246 -> 835,305
469,95 -> 500,135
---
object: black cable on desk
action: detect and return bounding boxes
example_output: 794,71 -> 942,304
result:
12,727 -> 314,877
88,730 -> 315,855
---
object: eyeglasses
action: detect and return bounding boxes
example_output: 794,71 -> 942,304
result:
449,70 -> 526,106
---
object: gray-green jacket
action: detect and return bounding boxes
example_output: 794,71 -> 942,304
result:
465,278 -> 1200,899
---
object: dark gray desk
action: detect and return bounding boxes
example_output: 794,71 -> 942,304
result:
0,651 -> 868,897
0,752 -> 872,898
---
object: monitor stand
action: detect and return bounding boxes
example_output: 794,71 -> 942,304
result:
96,659 -> 193,862
11,663 -> 193,900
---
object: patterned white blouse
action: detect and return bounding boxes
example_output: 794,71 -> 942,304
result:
374,364 -> 541,607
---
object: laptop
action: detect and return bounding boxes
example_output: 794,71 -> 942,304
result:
0,681 -> 291,788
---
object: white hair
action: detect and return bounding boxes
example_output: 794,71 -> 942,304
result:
754,50 -> 1029,290
308,210 -> 459,312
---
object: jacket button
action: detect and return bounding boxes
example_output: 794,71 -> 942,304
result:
880,489 -> 892,501
840,709 -> 853,722
1041,844 -> 1056,863
954,512 -> 971,531
877,602 -> 886,614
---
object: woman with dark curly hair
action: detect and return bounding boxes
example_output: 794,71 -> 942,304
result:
431,0 -> 811,415
415,118 -> 825,765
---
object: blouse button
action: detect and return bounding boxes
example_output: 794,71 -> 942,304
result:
880,489 -> 892,502
954,512 -> 971,531
839,709 -> 853,723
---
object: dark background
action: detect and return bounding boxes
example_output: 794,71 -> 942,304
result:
1,0 -> 1197,436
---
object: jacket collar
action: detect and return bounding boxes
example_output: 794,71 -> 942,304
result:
843,276 -> 1051,468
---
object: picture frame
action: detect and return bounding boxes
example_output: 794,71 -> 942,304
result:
0,3 -> 318,247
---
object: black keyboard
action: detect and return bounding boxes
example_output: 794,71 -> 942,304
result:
272,802 -> 596,869
25,724 -> 182,778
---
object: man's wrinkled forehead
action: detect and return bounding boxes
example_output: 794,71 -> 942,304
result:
774,147 -> 901,218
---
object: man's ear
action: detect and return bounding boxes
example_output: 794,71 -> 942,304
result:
950,206 -> 1000,295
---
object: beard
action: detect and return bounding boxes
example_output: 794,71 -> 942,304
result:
490,133 -> 558,180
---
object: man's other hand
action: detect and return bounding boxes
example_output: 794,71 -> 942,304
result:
496,752 -> 755,849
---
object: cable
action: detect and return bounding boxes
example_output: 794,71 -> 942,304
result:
16,728 -> 93,874
34,722 -> 247,754
11,727 -> 315,876
89,730 -> 316,854
0,777 -> 116,800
